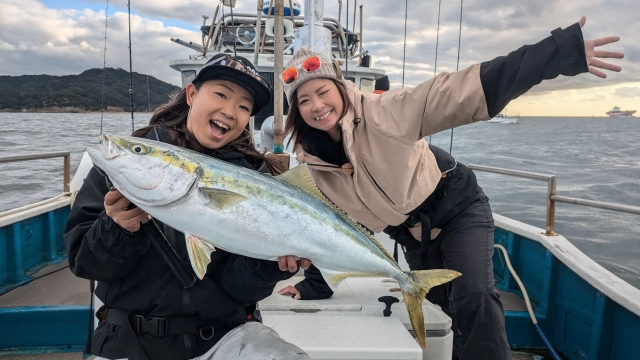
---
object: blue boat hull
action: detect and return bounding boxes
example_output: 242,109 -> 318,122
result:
1,203 -> 639,359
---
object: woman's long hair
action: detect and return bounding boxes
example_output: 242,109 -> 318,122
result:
284,79 -> 353,152
132,82 -> 286,175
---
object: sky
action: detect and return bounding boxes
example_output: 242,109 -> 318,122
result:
0,0 -> 638,116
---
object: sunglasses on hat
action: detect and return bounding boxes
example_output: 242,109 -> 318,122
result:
281,55 -> 324,85
201,55 -> 271,90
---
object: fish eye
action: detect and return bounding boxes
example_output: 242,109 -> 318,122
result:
130,144 -> 149,154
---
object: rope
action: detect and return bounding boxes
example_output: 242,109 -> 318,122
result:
99,0 -> 109,136
494,244 -> 562,360
0,193 -> 72,219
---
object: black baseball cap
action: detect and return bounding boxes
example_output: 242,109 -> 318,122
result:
194,53 -> 272,115
374,75 -> 390,91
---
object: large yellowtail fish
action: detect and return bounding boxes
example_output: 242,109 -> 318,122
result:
87,135 -> 461,349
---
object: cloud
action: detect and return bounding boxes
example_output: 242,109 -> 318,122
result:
614,86 -> 640,98
0,0 -> 199,85
1,0 -> 639,98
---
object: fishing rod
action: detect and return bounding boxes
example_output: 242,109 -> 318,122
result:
401,0 -> 407,87
89,2 -> 110,353
345,0 -> 349,78
449,0 -> 463,154
143,15 -> 151,112
99,0 -> 109,136
229,0 -> 238,56
429,0 -> 442,145
127,0 -> 134,133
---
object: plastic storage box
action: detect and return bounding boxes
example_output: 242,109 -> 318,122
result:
259,276 -> 453,360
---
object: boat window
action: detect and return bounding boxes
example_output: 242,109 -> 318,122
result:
181,70 -> 196,88
360,78 -> 374,94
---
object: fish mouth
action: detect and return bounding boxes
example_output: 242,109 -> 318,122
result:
98,135 -> 124,160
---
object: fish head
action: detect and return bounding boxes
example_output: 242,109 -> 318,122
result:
87,135 -> 197,206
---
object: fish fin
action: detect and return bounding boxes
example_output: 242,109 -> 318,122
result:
400,269 -> 461,349
317,268 -> 381,291
185,233 -> 216,280
317,268 -> 349,291
199,187 -> 247,210
278,165 -> 395,262
278,164 -> 326,200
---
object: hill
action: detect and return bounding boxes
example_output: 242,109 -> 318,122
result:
0,68 -> 181,112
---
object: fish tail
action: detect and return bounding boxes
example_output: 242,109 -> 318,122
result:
399,269 -> 461,350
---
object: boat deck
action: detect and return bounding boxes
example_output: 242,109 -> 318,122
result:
0,261 -> 89,309
1,351 -> 543,359
1,261 -> 539,359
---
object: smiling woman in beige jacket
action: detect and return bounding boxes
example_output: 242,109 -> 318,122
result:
276,17 -> 623,360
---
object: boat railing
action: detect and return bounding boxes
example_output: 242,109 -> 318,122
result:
468,164 -> 640,235
0,151 -> 70,193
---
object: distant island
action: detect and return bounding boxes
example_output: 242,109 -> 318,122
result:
0,68 -> 180,113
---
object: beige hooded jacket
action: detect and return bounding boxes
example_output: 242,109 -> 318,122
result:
294,64 -> 490,240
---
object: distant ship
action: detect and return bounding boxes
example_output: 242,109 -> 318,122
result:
606,106 -> 636,117
487,112 -> 519,124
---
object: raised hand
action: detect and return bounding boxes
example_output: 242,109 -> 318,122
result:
579,16 -> 624,78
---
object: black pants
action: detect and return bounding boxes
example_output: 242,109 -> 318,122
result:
401,192 -> 511,360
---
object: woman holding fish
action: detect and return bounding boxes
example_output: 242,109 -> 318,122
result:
64,54 -> 311,360
277,17 -> 624,360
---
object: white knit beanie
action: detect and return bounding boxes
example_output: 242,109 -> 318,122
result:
282,47 -> 345,104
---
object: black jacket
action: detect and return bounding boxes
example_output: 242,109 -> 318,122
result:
295,22 -> 588,299
64,126 -> 296,360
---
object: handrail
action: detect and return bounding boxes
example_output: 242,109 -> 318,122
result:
468,164 -> 640,235
0,151 -> 70,193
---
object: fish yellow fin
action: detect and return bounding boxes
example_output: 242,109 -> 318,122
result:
199,187 -> 247,210
278,164 -> 395,262
185,233 -> 216,280
278,164 -> 326,199
316,267 -> 381,291
401,269 -> 461,349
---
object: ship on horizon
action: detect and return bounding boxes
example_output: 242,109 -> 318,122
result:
606,106 -> 636,117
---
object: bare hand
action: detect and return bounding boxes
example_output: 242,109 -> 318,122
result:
104,190 -> 148,233
579,16 -> 624,78
277,255 -> 311,272
278,285 -> 302,299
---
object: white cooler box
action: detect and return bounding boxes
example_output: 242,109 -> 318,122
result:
259,276 -> 452,360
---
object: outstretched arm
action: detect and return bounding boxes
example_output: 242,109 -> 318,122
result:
365,17 -> 624,139
480,16 -> 623,118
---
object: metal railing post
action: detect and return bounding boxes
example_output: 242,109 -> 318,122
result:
546,176 -> 556,235
64,154 -> 71,193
